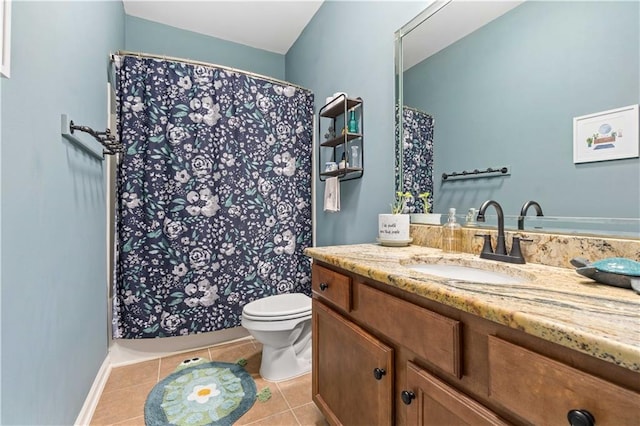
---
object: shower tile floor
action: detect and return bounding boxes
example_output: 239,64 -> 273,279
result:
90,337 -> 326,425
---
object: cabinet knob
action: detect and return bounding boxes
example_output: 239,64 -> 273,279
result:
373,368 -> 386,380
319,282 -> 329,291
401,390 -> 416,405
567,409 -> 595,426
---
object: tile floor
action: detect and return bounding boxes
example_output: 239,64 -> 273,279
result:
90,337 -> 326,425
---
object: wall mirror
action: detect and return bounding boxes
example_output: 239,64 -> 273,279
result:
395,0 -> 639,238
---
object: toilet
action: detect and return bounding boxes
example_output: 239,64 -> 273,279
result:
241,293 -> 312,382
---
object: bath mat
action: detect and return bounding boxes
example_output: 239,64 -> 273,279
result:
144,358 -> 257,426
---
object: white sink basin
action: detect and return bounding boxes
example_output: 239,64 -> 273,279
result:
407,264 -> 527,284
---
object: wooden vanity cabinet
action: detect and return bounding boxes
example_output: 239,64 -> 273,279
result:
311,262 -> 640,426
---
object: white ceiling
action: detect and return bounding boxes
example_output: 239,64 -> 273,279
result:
122,0 -> 324,55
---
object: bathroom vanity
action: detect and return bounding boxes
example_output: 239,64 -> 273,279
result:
306,244 -> 640,425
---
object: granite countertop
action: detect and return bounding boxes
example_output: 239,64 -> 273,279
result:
304,244 -> 640,372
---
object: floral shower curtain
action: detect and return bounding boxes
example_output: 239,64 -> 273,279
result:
396,106 -> 434,213
112,55 -> 314,339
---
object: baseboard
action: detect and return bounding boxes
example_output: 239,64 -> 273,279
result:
74,354 -> 112,426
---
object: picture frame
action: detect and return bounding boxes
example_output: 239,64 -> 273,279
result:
573,104 -> 639,164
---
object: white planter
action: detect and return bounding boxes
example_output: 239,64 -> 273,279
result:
378,214 -> 410,241
410,213 -> 442,225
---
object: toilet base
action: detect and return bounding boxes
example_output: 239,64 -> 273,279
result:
259,334 -> 312,382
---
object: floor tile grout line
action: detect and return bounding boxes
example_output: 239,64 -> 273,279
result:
275,381 -> 295,411
274,380 -> 307,424
243,408 -> 296,425
290,404 -> 304,426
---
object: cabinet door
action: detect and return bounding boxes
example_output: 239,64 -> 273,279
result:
403,361 -> 509,426
313,299 -> 393,426
488,336 -> 640,425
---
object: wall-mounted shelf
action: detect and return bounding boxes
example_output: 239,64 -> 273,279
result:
442,165 -> 511,181
321,167 -> 364,178
317,95 -> 364,182
321,132 -> 362,148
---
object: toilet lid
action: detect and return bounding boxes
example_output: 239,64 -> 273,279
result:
242,293 -> 311,318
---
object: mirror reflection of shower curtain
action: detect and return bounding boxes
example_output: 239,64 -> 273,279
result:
112,55 -> 314,339
399,106 -> 434,212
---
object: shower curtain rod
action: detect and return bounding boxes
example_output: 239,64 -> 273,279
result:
111,50 -> 311,92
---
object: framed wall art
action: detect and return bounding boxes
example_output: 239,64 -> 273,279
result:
573,104 -> 639,164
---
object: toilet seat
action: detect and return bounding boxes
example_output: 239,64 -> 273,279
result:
242,310 -> 310,322
242,293 -> 311,320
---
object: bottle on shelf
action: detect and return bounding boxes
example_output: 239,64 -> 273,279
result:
350,145 -> 360,169
338,152 -> 348,169
442,208 -> 462,253
348,110 -> 359,133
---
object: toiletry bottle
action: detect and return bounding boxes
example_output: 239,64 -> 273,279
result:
442,208 -> 462,252
348,110 -> 358,133
465,207 -> 477,227
350,145 -> 361,168
338,152 -> 348,169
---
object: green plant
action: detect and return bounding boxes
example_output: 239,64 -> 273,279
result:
418,191 -> 431,213
391,191 -> 412,214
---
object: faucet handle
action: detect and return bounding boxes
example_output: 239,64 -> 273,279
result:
509,236 -> 533,262
475,234 -> 493,255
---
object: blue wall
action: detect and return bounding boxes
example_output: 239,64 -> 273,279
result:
286,1 -> 427,246
0,1 -> 124,424
125,15 -> 286,80
404,1 -> 640,219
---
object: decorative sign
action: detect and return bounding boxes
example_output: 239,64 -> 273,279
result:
378,214 -> 410,241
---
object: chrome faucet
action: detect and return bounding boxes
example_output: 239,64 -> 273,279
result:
476,199 -> 531,264
518,200 -> 544,230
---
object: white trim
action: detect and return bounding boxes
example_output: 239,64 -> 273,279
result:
74,354 -> 112,426
1,0 -> 11,78
108,327 -> 250,366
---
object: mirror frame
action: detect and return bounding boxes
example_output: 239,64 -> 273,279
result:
394,0 -> 451,194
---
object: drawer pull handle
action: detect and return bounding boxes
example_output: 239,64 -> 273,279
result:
373,368 -> 386,380
401,390 -> 416,405
567,409 -> 595,426
319,282 -> 329,291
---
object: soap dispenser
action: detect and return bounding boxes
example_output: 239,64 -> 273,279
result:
442,208 -> 462,253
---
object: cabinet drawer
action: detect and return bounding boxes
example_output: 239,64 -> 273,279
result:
354,282 -> 461,378
488,336 -> 640,425
312,263 -> 351,311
